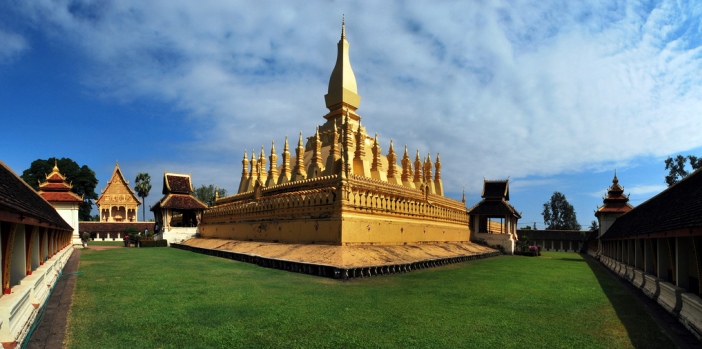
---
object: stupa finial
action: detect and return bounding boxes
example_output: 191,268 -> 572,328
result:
341,15 -> 345,39
325,15 -> 360,111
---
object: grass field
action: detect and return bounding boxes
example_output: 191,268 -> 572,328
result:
65,249 -> 675,348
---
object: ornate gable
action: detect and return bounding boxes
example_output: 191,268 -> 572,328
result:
95,162 -> 141,222
96,162 -> 140,206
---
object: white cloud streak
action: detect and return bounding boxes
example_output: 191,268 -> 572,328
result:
6,0 -> 702,194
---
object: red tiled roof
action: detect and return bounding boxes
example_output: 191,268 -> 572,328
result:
45,172 -> 65,182
39,182 -> 71,190
154,194 -> 207,210
595,174 -> 633,218
39,191 -> 83,203
164,174 -> 192,194
79,222 -> 155,233
37,163 -> 83,204
0,161 -> 72,231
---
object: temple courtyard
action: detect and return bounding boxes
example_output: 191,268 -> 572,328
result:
46,245 -> 694,348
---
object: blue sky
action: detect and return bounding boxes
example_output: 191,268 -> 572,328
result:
2,1 -> 702,227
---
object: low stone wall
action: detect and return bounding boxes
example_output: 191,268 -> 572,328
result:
163,227 -> 199,245
0,245 -> 73,347
472,232 -> 514,254
599,255 -> 702,340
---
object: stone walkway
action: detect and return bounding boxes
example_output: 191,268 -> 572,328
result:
25,249 -> 81,349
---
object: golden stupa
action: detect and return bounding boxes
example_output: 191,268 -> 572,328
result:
190,19 -> 496,277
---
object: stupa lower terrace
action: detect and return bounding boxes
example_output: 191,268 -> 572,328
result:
189,19 -> 498,276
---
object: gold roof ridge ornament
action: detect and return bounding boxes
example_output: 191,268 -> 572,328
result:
325,15 -> 361,114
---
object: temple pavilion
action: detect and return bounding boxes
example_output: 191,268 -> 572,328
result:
190,20 -> 497,276
36,161 -> 83,245
95,162 -> 140,223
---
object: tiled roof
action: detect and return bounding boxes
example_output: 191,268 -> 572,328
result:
164,174 -> 192,194
601,167 -> 702,240
79,222 -> 155,233
517,229 -> 593,241
482,180 -> 509,200
468,199 -> 521,218
39,182 -> 71,190
0,161 -> 72,231
153,194 -> 207,210
39,191 -> 83,203
595,173 -> 633,217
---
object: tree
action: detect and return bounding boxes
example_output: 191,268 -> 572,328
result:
134,172 -> 152,221
542,191 -> 581,230
194,184 -> 227,206
21,157 -> 99,221
665,154 -> 702,187
589,220 -> 599,232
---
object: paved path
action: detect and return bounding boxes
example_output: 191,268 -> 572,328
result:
25,249 -> 81,349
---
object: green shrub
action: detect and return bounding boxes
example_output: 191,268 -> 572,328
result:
138,239 -> 168,247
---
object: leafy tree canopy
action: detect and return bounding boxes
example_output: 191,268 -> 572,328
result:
134,172 -> 152,221
542,191 -> 581,230
194,184 -> 227,206
21,157 -> 99,221
664,154 -> 702,187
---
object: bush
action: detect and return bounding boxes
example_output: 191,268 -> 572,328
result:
516,234 -> 540,256
139,240 -> 168,247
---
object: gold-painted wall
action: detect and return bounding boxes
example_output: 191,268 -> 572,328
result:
200,175 -> 469,245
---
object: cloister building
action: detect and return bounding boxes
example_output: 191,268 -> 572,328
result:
0,161 -> 73,347
594,171 -> 702,340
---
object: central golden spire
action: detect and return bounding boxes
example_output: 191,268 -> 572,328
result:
325,16 -> 361,113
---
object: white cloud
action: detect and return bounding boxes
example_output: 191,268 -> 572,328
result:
0,30 -> 28,63
627,184 -> 667,196
9,0 -> 702,194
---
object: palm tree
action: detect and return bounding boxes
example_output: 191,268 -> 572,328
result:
134,172 -> 152,221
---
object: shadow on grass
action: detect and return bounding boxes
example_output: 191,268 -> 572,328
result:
556,258 -> 586,262
582,254 -> 677,349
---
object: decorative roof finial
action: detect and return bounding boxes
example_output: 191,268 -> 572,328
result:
341,15 -> 345,39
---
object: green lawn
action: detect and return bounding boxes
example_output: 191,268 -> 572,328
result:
66,249 -> 675,349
